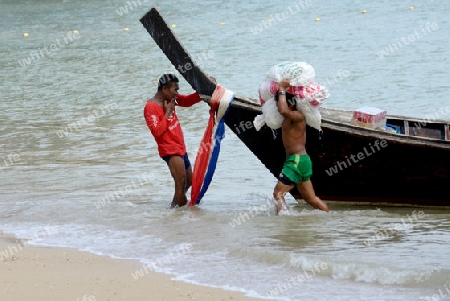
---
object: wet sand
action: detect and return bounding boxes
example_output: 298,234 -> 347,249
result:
0,232 -> 262,301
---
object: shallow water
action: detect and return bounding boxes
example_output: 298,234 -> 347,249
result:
1,0 -> 450,300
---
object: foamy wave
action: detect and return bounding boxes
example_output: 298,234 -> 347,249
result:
329,261 -> 432,285
288,254 -> 329,275
289,254 -> 450,287
328,260 -> 450,287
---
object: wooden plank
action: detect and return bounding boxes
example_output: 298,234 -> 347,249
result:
404,120 -> 410,136
139,7 -> 262,112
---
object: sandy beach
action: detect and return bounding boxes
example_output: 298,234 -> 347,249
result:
2,1 -> 449,300
0,232 -> 262,301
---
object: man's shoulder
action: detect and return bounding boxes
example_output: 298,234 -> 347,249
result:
292,107 -> 306,122
144,99 -> 163,115
144,99 -> 162,108
283,109 -> 304,120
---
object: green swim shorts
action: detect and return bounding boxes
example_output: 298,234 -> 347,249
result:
279,154 -> 313,185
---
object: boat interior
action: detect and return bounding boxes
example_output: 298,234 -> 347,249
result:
320,107 -> 450,141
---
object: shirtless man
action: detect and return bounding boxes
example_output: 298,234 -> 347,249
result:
273,78 -> 330,214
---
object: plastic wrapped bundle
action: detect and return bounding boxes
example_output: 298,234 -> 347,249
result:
289,82 -> 329,107
258,81 -> 279,105
266,61 -> 315,86
258,61 -> 316,105
295,96 -> 323,131
253,97 -> 284,130
254,61 -> 330,132
254,94 -> 325,132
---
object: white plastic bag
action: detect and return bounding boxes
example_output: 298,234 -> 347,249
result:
262,98 -> 284,129
295,98 -> 322,131
258,80 -> 278,105
289,82 -> 330,107
266,61 -> 315,86
254,61 -> 329,132
253,97 -> 323,132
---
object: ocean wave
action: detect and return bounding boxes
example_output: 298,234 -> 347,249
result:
227,247 -> 450,287
291,254 -> 450,287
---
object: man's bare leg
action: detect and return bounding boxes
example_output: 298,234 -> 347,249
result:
167,156 -> 188,207
273,181 -> 294,214
296,180 -> 329,212
185,166 -> 192,193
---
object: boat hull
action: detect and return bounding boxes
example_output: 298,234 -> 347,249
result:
226,97 -> 450,207
141,7 -> 450,207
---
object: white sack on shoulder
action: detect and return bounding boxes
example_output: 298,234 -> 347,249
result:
266,61 -> 315,87
253,96 -> 323,131
253,114 -> 266,131
262,98 -> 284,129
258,79 -> 278,105
253,98 -> 284,131
295,98 -> 322,131
254,61 -> 328,132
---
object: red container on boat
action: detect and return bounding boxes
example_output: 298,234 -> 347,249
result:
351,107 -> 387,129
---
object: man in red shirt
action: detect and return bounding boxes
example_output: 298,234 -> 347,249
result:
144,74 -> 203,208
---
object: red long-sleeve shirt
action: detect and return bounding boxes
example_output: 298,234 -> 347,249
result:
144,92 -> 201,157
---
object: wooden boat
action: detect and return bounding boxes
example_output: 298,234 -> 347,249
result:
140,8 -> 450,207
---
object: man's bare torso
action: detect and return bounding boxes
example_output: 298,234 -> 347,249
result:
281,116 -> 307,157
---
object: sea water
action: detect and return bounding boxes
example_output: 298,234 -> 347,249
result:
1,0 -> 450,300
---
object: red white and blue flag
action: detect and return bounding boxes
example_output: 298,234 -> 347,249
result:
189,86 -> 234,206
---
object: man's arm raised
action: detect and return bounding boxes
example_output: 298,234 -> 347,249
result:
276,79 -> 304,123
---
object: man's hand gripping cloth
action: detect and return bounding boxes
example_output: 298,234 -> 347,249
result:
189,86 -> 234,206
